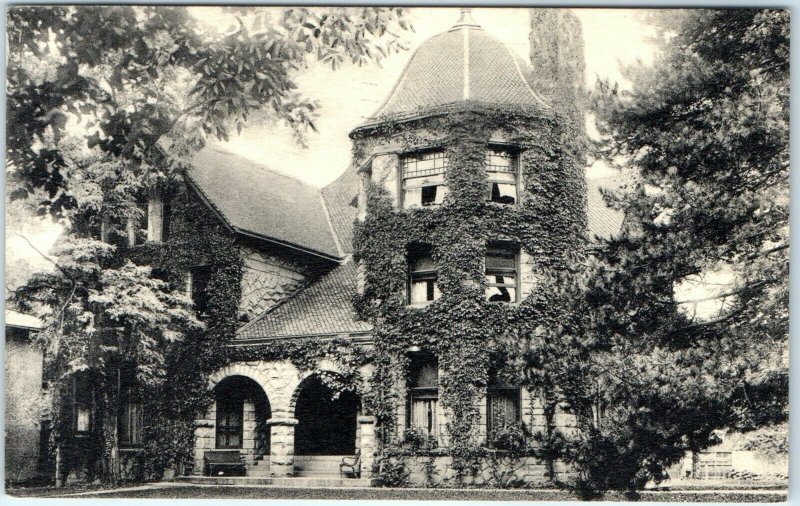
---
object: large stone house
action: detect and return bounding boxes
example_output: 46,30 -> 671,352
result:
20,9 -> 631,486
178,10 -> 623,485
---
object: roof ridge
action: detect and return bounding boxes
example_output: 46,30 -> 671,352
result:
205,145 -> 321,190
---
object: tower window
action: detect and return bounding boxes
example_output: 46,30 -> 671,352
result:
408,354 -> 439,442
408,244 -> 440,305
486,148 -> 518,205
485,243 -> 519,303
402,150 -> 449,209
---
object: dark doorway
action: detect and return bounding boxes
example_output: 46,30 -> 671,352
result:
294,375 -> 359,455
212,376 -> 271,454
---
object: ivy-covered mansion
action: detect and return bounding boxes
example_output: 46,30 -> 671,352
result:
53,10 -> 624,486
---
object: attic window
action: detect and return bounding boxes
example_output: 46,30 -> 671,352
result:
402,150 -> 449,209
127,190 -> 170,246
486,148 -> 518,205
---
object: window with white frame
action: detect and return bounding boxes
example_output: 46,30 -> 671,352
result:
401,150 -> 449,208
485,243 -> 519,303
408,244 -> 440,305
408,354 -> 439,441
485,147 -> 518,205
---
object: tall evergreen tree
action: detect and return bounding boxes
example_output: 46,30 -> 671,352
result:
515,9 -> 788,493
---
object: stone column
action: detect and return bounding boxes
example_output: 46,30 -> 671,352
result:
357,415 -> 377,478
192,402 -> 216,475
242,400 -> 256,466
268,417 -> 298,476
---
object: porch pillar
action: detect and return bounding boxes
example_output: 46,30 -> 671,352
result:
242,400 -> 257,466
192,402 -> 216,475
358,415 -> 377,478
267,417 -> 298,476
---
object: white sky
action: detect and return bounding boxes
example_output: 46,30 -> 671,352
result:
215,7 -> 657,188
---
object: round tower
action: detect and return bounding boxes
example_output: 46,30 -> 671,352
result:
351,9 -> 587,480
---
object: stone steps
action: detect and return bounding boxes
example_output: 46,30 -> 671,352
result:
247,463 -> 271,477
176,476 -> 373,488
294,456 -> 347,476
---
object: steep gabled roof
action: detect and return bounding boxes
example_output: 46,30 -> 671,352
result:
236,259 -> 371,340
186,146 -> 342,261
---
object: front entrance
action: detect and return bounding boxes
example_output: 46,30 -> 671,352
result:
294,375 -> 359,456
211,375 -> 270,475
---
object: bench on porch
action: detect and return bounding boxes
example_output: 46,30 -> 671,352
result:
204,450 -> 246,476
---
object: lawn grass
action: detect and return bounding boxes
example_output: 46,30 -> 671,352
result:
8,484 -> 786,502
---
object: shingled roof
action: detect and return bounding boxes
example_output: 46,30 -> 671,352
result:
236,259 -> 371,340
358,10 -> 548,128
187,146 -> 342,260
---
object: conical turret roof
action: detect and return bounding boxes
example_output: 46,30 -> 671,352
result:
359,10 -> 548,129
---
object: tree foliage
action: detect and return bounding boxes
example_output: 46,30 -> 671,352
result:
536,9 -> 789,493
7,5 -> 409,224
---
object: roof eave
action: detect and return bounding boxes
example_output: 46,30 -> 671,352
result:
350,101 -> 553,138
233,227 -> 344,263
230,331 -> 373,345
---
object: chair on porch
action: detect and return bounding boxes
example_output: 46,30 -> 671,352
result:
339,449 -> 361,478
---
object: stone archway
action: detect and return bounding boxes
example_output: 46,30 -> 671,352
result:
291,374 -> 360,456
193,364 -> 274,476
212,376 -> 271,458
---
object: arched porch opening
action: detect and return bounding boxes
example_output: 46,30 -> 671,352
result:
212,375 -> 271,460
293,374 -> 360,456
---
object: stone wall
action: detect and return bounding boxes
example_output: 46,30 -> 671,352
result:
195,358 -> 577,483
5,328 -> 45,483
194,360 -> 375,477
238,245 -> 309,321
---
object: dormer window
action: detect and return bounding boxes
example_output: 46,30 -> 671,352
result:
485,243 -> 519,303
486,148 -> 518,205
402,150 -> 449,209
408,244 -> 440,305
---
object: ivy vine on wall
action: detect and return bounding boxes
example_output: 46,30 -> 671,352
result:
350,104 -> 587,484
